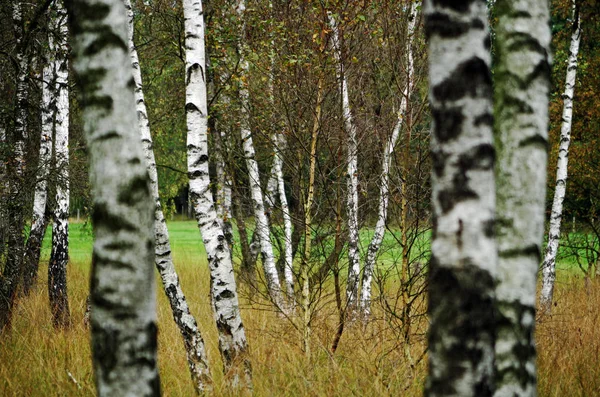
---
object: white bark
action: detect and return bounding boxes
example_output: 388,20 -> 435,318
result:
494,0 -> 552,395
329,13 -> 360,309
124,0 -> 212,391
23,39 -> 55,294
424,1 -> 497,395
236,0 -> 285,310
215,129 -> 233,246
540,1 -> 581,312
273,134 -> 294,297
65,0 -> 160,394
49,0 -> 70,327
183,0 -> 252,389
360,1 -> 419,316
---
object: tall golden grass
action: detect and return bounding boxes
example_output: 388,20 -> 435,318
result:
1,257 -> 599,396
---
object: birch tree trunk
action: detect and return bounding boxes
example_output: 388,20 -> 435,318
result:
124,0 -> 212,391
494,0 -> 551,394
183,0 -> 252,389
273,134 -> 294,298
49,1 -> 71,328
540,1 -> 581,312
424,1 -> 497,395
65,0 -> 160,394
236,0 -> 285,310
328,13 -> 360,310
360,1 -> 419,317
0,1 -> 30,331
214,129 -> 233,247
23,41 -> 56,296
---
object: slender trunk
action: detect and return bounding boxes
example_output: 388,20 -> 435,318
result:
183,0 -> 252,389
540,1 -> 581,312
299,75 -> 323,356
125,0 -> 212,391
214,129 -> 233,248
23,41 -> 56,295
49,1 -> 71,328
65,0 -> 161,394
493,0 -> 552,394
0,1 -> 29,332
274,134 -> 294,298
328,14 -> 360,309
360,1 -> 419,316
424,1 -> 497,395
236,0 -> 284,310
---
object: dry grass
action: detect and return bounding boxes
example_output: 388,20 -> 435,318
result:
1,255 -> 599,396
537,275 -> 600,397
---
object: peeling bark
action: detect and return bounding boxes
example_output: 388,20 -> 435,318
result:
65,0 -> 161,394
540,0 -> 581,312
124,0 -> 212,391
424,1 -> 497,395
183,0 -> 252,389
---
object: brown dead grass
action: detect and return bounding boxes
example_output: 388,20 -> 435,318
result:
1,260 -> 599,396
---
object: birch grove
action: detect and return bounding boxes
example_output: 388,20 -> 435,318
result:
424,1 -> 497,395
360,1 -> 420,317
494,0 -> 552,394
183,0 -> 252,388
328,13 -> 360,310
540,0 -> 582,312
48,0 -> 70,327
124,0 -> 212,391
65,0 -> 161,394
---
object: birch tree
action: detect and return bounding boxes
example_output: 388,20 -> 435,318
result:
540,0 -> 581,312
424,1 -> 497,395
0,0 -> 30,331
125,0 -> 211,391
360,1 -> 420,317
493,0 -> 551,394
23,36 -> 56,295
328,13 -> 360,310
48,0 -> 70,327
236,0 -> 285,310
65,0 -> 160,394
183,0 -> 252,388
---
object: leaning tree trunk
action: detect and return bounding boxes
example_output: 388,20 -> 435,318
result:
540,1 -> 581,312
65,0 -> 161,394
0,1 -> 31,332
329,13 -> 360,310
236,0 -> 285,310
183,0 -> 253,389
23,39 -> 56,295
493,0 -> 552,395
124,0 -> 212,391
424,1 -> 497,396
360,1 -> 419,317
48,0 -> 71,328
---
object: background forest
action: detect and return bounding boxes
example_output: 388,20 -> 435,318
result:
0,0 -> 600,395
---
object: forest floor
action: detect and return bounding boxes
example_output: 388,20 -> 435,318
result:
1,221 -> 599,396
